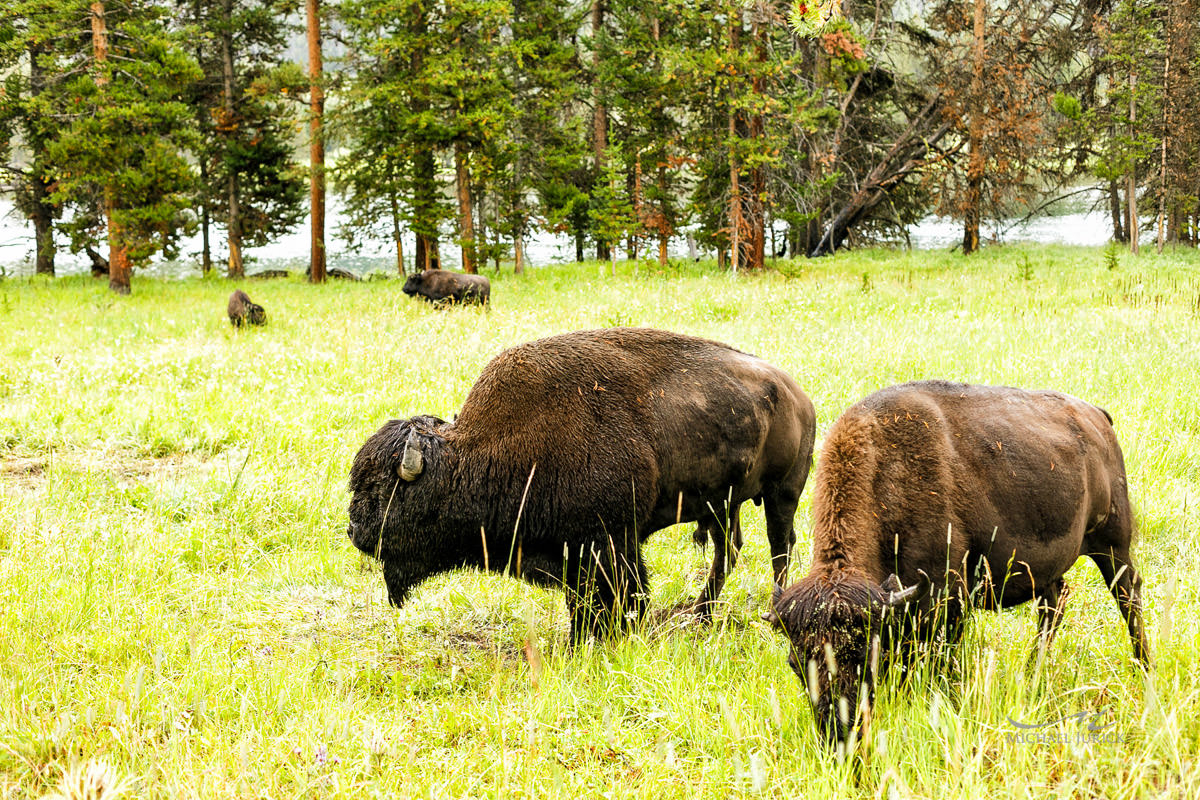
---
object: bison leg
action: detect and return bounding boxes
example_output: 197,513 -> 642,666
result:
564,538 -> 648,646
1089,546 -> 1151,665
1030,578 -> 1070,663
763,488 -> 800,587
693,504 -> 742,619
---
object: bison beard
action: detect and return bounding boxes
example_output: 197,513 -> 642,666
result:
768,380 -> 1150,748
346,328 -> 816,645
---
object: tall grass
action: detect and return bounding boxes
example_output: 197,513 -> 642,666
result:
1,244 -> 1198,798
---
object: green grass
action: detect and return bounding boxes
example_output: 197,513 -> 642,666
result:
1,244 -> 1199,798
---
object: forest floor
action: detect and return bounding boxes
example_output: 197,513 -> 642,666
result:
1,244 -> 1199,798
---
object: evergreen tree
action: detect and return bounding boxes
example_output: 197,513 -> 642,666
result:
923,0 -> 1080,254
0,2 -> 69,276
181,0 -> 306,278
600,1 -> 687,265
589,143 -> 635,276
492,0 -> 584,272
1162,0 -> 1200,245
337,0 -> 460,272
182,0 -> 307,278
44,1 -> 200,294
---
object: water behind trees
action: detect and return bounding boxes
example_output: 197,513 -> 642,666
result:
0,194 -> 1116,280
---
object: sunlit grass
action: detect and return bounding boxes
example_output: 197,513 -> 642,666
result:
1,243 -> 1198,797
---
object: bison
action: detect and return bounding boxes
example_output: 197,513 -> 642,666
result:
227,289 -> 267,327
402,269 -> 490,306
768,380 -> 1149,747
347,327 -> 816,644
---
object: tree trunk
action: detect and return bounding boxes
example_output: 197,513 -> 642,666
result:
222,0 -> 243,278
105,191 -> 132,294
810,102 -> 956,257
746,21 -> 767,270
591,0 -> 609,262
85,245 -> 108,277
389,187 -> 404,275
30,176 -> 55,277
627,154 -> 640,261
513,148 -> 527,274
91,1 -> 130,294
1127,68 -> 1139,256
455,141 -> 476,274
962,0 -> 986,255
306,0 -> 326,282
199,163 -> 212,274
194,0 -> 211,274
1109,178 -> 1126,242
728,15 -> 742,274
27,43 -> 55,276
413,147 -> 439,270
1158,52 -> 1169,253
657,164 -> 669,266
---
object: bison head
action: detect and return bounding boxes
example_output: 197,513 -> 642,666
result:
768,569 -> 930,748
247,303 -> 267,326
401,273 -> 426,297
347,415 -> 451,605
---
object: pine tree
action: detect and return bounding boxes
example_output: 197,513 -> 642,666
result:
1161,0 -> 1199,245
182,0 -> 307,278
492,0 -> 584,272
1090,0 -> 1163,252
0,2 -> 71,276
589,144 -> 636,276
338,0 -> 467,273
926,0 -> 1077,255
44,1 -> 201,294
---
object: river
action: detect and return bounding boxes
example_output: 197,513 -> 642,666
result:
0,195 -> 1117,279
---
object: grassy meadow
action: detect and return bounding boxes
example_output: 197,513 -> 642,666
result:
1,245 -> 1199,798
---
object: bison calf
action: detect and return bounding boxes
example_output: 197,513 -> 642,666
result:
348,328 -> 815,645
402,269 -> 490,306
227,290 -> 267,327
768,380 -> 1149,747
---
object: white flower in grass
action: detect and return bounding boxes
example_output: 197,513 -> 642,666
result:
41,759 -> 136,800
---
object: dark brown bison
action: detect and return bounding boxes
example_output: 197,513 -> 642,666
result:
348,328 -> 816,644
227,289 -> 267,327
768,380 -> 1149,747
402,269 -> 490,305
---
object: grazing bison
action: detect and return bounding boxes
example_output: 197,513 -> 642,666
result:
227,289 -> 267,327
403,269 -> 490,306
768,380 -> 1149,747
347,328 -> 816,644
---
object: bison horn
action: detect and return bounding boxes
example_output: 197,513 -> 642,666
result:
882,569 -> 931,609
761,583 -> 785,627
398,432 -> 424,481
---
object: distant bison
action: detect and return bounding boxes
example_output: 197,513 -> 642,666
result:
402,269 -> 490,305
227,289 -> 267,327
348,328 -> 816,644
768,380 -> 1149,747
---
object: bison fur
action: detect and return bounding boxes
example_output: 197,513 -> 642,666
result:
768,380 -> 1149,747
347,328 -> 816,645
227,289 -> 267,327
403,269 -> 490,306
